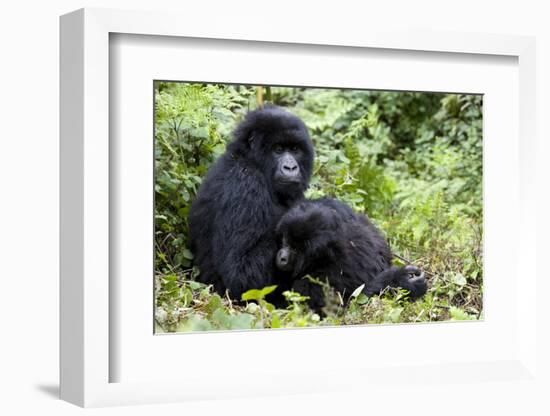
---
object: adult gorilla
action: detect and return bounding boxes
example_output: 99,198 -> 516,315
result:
188,106 -> 314,299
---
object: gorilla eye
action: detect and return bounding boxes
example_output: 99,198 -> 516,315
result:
290,145 -> 299,152
273,144 -> 284,153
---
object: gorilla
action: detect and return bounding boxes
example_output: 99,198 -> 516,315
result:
275,198 -> 427,311
188,106 -> 314,299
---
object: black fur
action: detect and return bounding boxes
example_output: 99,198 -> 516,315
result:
188,106 -> 314,299
275,198 -> 427,310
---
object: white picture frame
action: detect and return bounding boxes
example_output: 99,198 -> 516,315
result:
60,7 -> 538,408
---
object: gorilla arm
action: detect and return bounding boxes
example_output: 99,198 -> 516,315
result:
211,166 -> 280,298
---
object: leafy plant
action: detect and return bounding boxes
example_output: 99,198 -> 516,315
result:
154,83 -> 483,332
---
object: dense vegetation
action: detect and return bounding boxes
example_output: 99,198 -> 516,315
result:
154,82 -> 483,332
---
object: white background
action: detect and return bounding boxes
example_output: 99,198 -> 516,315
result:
1,0 -> 549,415
112,34 -> 519,384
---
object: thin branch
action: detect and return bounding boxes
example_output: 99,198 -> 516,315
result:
392,252 -> 436,277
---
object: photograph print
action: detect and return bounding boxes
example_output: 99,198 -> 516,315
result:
154,82 -> 483,333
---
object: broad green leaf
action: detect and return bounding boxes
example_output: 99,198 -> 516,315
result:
271,314 -> 281,329
228,314 -> 255,330
211,309 -> 231,328
241,289 -> 263,302
178,316 -> 213,332
452,273 -> 467,286
387,307 -> 404,323
187,280 -> 203,290
204,294 -> 223,315
163,274 -> 178,282
259,285 -> 278,297
356,293 -> 369,305
450,306 -> 474,321
181,288 -> 193,306
182,248 -> 194,260
282,290 -> 309,303
241,285 -> 277,301
263,301 -> 275,313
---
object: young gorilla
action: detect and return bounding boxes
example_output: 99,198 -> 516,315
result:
189,106 -> 314,300
275,198 -> 427,311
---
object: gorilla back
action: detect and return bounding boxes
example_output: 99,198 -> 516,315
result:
188,106 -> 314,299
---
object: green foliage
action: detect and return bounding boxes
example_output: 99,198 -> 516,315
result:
241,285 -> 278,302
154,83 -> 483,332
154,82 -> 255,272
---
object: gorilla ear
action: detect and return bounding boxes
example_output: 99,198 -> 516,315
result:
228,125 -> 255,156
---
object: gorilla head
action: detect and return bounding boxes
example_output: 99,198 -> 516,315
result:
275,201 -> 343,277
227,105 -> 314,202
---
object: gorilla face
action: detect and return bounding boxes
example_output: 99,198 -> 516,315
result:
228,106 -> 314,202
247,127 -> 313,201
275,236 -> 300,273
275,201 -> 342,277
269,137 -> 311,198
273,144 -> 301,183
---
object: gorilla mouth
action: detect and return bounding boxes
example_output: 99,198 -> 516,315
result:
276,177 -> 302,185
275,256 -> 295,277
276,261 -> 294,272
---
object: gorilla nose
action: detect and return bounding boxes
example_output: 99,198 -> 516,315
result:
282,162 -> 298,174
276,251 -> 288,266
